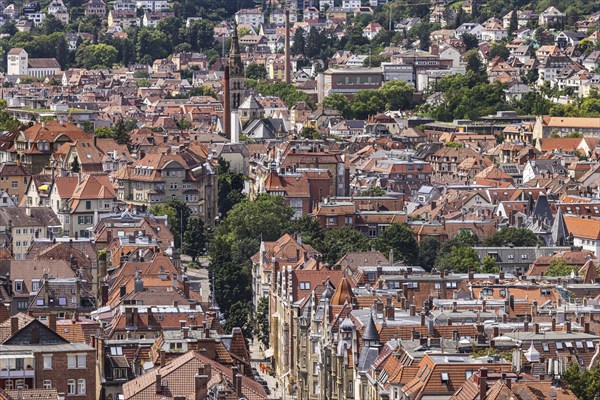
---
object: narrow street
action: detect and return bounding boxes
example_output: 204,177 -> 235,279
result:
249,340 -> 282,399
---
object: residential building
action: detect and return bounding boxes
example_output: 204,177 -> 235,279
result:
114,148 -> 218,224
85,0 -> 106,16
235,8 -> 264,28
539,6 -> 566,27
0,207 -> 61,260
12,120 -> 92,174
0,163 -> 31,203
49,174 -> 117,238
0,318 -> 96,399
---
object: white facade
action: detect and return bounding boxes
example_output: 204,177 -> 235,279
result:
342,0 -> 361,10
381,62 -> 415,86
7,48 -> 28,76
135,0 -> 169,11
235,9 -> 264,28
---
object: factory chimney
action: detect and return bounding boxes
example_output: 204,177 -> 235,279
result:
223,65 -> 231,140
284,10 -> 291,84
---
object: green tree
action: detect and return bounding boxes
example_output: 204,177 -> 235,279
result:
418,237 -> 440,271
379,80 -> 414,111
217,158 -> 245,218
209,194 -> 294,331
461,33 -> 479,50
351,90 -> 386,120
508,9 -> 518,36
245,63 -> 267,80
0,100 -> 20,131
41,14 -> 64,35
546,258 -> 576,277
186,20 -> 215,52
136,28 -> 170,63
305,27 -> 326,58
291,27 -> 305,56
362,54 -> 384,67
182,217 -> 207,262
70,156 -> 81,173
465,49 -> 485,74
578,39 -> 595,56
76,43 -> 118,69
255,297 -> 270,347
149,199 -> 191,249
489,43 -> 510,61
481,255 -> 499,273
157,16 -> 182,47
245,80 -> 314,108
224,300 -> 252,337
299,126 -> 320,139
112,118 -> 133,145
563,362 -> 600,400
321,227 -> 370,265
483,227 -> 541,247
436,246 -> 480,273
94,126 -> 113,138
284,215 -> 325,249
373,223 -> 418,265
360,186 -> 386,196
323,94 -> 353,119
217,194 -> 294,244
565,131 -> 584,138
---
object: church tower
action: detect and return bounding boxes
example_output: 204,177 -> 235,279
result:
228,21 -> 245,111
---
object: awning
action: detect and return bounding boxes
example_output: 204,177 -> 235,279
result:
264,348 -> 274,358
38,184 -> 49,191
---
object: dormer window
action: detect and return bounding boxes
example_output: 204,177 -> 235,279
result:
15,280 -> 23,292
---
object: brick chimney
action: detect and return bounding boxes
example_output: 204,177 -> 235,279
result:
10,316 -> 18,335
284,10 -> 291,84
155,373 -> 162,393
223,66 -> 231,140
195,367 -> 208,400
48,313 -> 57,332
479,368 -> 488,396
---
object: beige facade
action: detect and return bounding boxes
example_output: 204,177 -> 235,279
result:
115,150 -> 218,225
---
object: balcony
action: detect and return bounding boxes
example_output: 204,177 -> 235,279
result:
0,354 -> 35,378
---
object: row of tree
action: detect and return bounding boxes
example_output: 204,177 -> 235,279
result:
323,80 -> 415,119
208,186 -> 543,335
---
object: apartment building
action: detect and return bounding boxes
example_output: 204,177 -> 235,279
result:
114,148 -> 217,225
0,207 -> 61,260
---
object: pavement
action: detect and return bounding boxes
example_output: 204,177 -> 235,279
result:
183,256 -> 282,398
181,255 -> 211,301
249,340 -> 283,399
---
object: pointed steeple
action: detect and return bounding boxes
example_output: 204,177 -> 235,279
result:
551,207 -> 568,246
362,313 -> 380,347
228,20 -> 244,76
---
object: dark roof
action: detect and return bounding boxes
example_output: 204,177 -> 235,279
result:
362,314 -> 380,342
0,207 -> 60,228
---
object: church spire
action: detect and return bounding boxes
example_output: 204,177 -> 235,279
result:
229,20 -> 243,76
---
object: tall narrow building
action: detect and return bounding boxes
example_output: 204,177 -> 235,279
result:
228,21 -> 245,112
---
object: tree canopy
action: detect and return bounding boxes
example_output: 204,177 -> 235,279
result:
483,228 -> 541,247
373,223 -> 418,265
320,227 -> 370,266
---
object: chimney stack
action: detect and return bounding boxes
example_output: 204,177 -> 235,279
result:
48,313 -> 57,332
10,316 -> 18,335
195,368 -> 208,400
155,373 -> 162,394
479,368 -> 488,396
284,10 -> 291,84
223,66 -> 231,140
